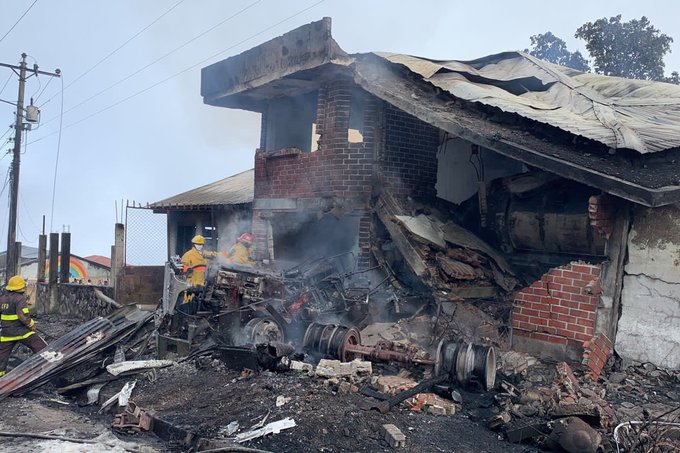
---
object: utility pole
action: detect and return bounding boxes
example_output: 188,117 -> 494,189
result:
0,54 -> 60,281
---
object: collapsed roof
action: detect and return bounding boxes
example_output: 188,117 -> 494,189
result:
201,17 -> 680,207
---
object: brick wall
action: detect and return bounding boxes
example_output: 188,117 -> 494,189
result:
381,104 -> 439,198
512,262 -> 601,347
254,80 -> 375,200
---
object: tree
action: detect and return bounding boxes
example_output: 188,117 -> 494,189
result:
527,32 -> 590,72
575,15 -> 673,81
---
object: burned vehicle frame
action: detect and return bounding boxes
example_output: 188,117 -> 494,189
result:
157,252 -> 377,357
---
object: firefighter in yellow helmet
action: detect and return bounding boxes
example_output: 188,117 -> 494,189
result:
0,276 -> 47,377
180,235 -> 220,288
228,233 -> 256,266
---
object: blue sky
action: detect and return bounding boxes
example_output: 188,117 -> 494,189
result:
0,0 -> 678,259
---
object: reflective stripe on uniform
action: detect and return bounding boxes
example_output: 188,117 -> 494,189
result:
0,371 -> 5,377
22,307 -> 29,314
0,331 -> 35,342
191,265 -> 206,272
0,314 -> 19,321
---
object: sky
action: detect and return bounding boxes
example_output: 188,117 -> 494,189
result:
0,0 -> 678,261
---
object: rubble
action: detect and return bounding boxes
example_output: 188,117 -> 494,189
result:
234,417 -> 297,443
382,423 -> 406,448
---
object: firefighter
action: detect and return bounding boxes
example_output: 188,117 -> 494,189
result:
181,235 -> 211,287
0,276 -> 47,377
228,233 -> 256,266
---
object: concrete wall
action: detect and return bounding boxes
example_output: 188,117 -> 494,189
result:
119,266 -> 164,306
616,204 -> 680,369
36,283 -> 116,320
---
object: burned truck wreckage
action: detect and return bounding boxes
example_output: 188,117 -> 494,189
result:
157,243 -> 498,392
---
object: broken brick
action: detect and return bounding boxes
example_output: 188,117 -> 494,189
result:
582,334 -> 612,381
382,423 -> 406,448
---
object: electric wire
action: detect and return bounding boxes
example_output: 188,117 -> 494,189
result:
37,1 -> 186,109
33,75 -> 53,103
29,0 -> 325,145
0,0 -> 39,45
0,73 -> 12,97
64,0 -> 187,92
49,76 -> 64,233
0,127 -> 12,144
39,0 -> 261,128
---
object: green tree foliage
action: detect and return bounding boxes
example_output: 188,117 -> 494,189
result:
527,32 -> 590,72
574,15 -> 673,81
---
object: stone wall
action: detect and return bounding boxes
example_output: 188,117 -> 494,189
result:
36,283 -> 116,320
616,204 -> 680,369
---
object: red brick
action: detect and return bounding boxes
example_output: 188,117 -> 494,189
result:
554,277 -> 574,286
522,308 -> 539,318
562,285 -> 582,294
566,323 -> 586,333
570,309 -> 591,319
556,314 -> 577,324
552,306 -> 570,315
529,317 -> 549,326
559,300 -> 580,309
579,303 -> 597,312
576,317 -> 594,327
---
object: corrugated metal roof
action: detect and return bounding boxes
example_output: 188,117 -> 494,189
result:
150,169 -> 254,210
374,51 -> 680,154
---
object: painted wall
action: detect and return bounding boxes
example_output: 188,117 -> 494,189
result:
616,204 -> 680,369
21,256 -> 111,285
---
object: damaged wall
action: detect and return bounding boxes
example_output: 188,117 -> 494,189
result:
435,138 -> 524,205
616,204 -> 680,369
512,262 -> 601,361
252,81 -> 377,267
381,103 -> 438,198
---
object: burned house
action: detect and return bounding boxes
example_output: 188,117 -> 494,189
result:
199,18 -> 680,370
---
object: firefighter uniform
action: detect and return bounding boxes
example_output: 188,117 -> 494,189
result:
181,245 -> 209,287
0,276 -> 47,377
228,232 -> 256,266
228,242 -> 255,266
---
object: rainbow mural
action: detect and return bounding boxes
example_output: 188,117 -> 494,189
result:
44,257 -> 88,281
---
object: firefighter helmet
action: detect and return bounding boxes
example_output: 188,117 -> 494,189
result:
6,275 -> 26,292
238,233 -> 255,244
191,235 -> 206,245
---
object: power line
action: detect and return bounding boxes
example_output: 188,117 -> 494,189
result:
65,0 -> 187,92
28,0 -> 325,145
39,0 -> 262,129
0,0 -> 39,45
36,0 -> 186,109
0,73 -> 12,97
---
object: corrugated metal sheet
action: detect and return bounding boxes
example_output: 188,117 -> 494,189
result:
374,51 -> 680,154
150,169 -> 254,210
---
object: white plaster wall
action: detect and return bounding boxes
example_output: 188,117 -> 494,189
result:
435,138 -> 525,204
617,275 -> 680,369
625,204 -> 680,283
616,204 -> 680,369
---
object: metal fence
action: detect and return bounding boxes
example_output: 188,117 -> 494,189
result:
125,205 -> 167,266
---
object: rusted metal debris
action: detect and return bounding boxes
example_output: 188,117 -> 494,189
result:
0,306 -> 152,400
112,401 -> 153,433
